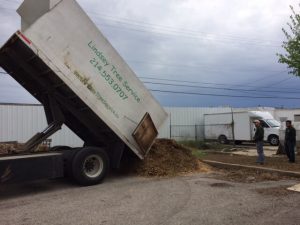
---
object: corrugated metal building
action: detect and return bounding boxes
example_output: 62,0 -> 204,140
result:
161,107 -> 234,140
162,106 -> 277,140
1,103 -> 299,145
0,103 -> 83,146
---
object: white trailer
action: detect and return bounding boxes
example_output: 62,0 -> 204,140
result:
204,111 -> 280,145
0,0 -> 167,185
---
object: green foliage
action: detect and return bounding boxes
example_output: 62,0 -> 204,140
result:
278,4 -> 300,76
191,149 -> 206,159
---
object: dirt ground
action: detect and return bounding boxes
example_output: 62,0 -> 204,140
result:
2,139 -> 299,185
212,167 -> 300,183
120,139 -> 300,184
199,149 -> 300,184
202,152 -> 300,172
119,139 -> 211,177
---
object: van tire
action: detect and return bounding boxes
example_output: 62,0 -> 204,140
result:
218,135 -> 228,144
268,135 -> 279,146
72,147 -> 109,186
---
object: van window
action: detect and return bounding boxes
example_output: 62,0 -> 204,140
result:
266,119 -> 280,127
259,120 -> 270,128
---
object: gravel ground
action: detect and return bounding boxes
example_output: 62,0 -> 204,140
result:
0,173 -> 300,225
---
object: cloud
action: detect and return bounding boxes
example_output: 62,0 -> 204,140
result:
0,0 -> 299,107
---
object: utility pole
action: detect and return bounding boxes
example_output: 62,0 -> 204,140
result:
231,107 -> 235,146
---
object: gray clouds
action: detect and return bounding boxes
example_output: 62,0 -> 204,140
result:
0,0 -> 299,107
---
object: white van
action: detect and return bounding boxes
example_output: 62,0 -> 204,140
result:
204,111 -> 280,145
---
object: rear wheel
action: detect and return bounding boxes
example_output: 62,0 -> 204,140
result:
268,135 -> 279,146
72,147 -> 109,186
218,135 -> 228,144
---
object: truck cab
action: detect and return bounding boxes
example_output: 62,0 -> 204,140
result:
250,112 -> 280,146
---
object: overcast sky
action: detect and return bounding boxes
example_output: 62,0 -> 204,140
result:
0,0 -> 299,108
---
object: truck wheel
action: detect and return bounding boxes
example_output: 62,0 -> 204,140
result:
268,135 -> 279,146
72,147 -> 109,186
218,135 -> 228,144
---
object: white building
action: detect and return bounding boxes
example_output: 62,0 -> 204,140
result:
1,103 -> 300,145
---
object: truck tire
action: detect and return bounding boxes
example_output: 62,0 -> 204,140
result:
218,135 -> 228,144
72,147 -> 109,186
268,135 -> 279,146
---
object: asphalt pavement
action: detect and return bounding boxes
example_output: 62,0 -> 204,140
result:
0,173 -> 300,225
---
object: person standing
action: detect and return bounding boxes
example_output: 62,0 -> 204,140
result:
253,120 -> 264,164
285,120 -> 296,163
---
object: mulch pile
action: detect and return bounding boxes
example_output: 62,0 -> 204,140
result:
133,139 -> 209,177
0,142 -> 49,155
0,143 -> 19,155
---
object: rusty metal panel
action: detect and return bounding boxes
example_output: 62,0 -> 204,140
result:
132,113 -> 158,156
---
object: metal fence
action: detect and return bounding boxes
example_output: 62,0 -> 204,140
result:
170,124 -> 233,141
170,125 -> 205,141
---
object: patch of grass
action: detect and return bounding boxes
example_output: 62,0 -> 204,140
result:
178,140 -> 227,151
178,140 -> 211,149
191,149 -> 207,159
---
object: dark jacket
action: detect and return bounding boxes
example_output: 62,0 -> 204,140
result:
285,126 -> 296,143
254,126 -> 264,142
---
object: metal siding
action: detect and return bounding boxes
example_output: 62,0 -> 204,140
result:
0,104 -> 294,143
0,104 -> 83,147
166,107 -> 232,125
274,109 -> 300,122
159,107 -> 277,139
159,107 -> 233,139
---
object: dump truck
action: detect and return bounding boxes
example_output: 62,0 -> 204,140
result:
0,0 -> 167,185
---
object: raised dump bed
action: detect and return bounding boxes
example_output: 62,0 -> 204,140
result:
0,0 -> 167,185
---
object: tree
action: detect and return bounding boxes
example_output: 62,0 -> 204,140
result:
278,4 -> 300,77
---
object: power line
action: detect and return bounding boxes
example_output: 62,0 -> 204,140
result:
1,71 -> 298,99
87,10 -> 284,43
93,20 -> 280,47
1,60 -> 286,79
143,81 -> 300,94
1,71 -> 297,92
139,76 -> 300,91
96,22 -> 281,49
257,77 -> 293,88
0,4 -> 282,48
150,89 -> 300,100
86,10 -> 281,46
128,59 -> 285,73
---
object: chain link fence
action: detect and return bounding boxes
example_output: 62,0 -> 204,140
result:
169,124 -> 233,141
170,125 -> 205,141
